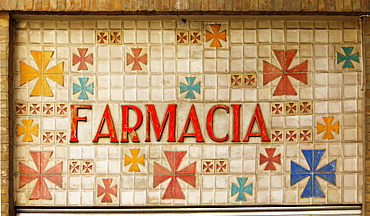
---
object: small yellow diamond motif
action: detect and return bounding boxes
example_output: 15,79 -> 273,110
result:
317,117 -> 339,139
16,119 -> 38,142
20,51 -> 64,96
124,149 -> 145,172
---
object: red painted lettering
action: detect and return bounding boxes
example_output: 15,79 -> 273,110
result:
231,104 -> 241,142
70,104 -> 92,142
121,105 -> 143,142
243,104 -> 270,142
93,105 -> 118,143
145,104 -> 176,142
206,105 -> 229,142
178,105 -> 204,142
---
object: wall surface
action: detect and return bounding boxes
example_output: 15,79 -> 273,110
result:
0,0 -> 370,216
0,0 -> 369,13
9,18 -> 364,207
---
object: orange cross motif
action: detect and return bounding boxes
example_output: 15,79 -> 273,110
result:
206,24 -> 226,47
20,51 -> 64,96
16,119 -> 38,142
317,117 -> 339,139
124,149 -> 145,172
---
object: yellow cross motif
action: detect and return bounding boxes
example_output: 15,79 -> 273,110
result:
317,117 -> 339,139
20,51 -> 64,96
124,149 -> 145,172
16,120 -> 38,142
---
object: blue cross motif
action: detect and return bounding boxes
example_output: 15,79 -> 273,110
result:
337,47 -> 359,69
180,77 -> 201,99
72,78 -> 94,100
231,177 -> 253,201
290,149 -> 336,198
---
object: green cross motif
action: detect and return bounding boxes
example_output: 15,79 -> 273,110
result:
231,177 -> 252,201
180,77 -> 201,99
337,47 -> 359,69
72,78 -> 94,100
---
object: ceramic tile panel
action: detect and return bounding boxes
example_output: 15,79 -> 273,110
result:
13,19 -> 363,207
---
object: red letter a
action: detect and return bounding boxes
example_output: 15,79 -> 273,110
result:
243,104 -> 270,142
178,105 -> 204,142
93,105 -> 118,142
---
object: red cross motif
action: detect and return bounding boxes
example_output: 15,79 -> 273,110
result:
56,104 -> 67,115
272,103 -> 283,115
206,24 -> 226,47
244,74 -> 256,86
43,103 -> 54,115
56,132 -> 67,143
69,161 -> 80,173
110,31 -> 121,44
286,102 -> 297,114
72,48 -> 93,71
29,103 -> 41,115
263,50 -> 308,95
177,31 -> 188,44
260,148 -> 281,171
83,161 -> 93,174
19,151 -> 63,200
216,160 -> 228,173
300,101 -> 312,114
97,32 -> 108,44
231,74 -> 242,87
16,103 -> 27,115
300,129 -> 312,142
190,31 -> 201,44
286,130 -> 297,142
202,160 -> 214,173
153,151 -> 196,199
126,48 -> 147,71
42,132 -> 53,143
271,130 -> 283,142
97,178 -> 117,203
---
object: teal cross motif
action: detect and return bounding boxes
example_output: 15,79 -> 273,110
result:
337,47 -> 359,69
72,78 -> 94,100
180,77 -> 201,99
231,177 -> 252,201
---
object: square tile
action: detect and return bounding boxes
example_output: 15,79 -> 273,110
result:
109,31 -> 122,45
202,160 -> 215,174
190,31 -> 202,44
299,129 -> 313,143
176,31 -> 189,44
271,130 -> 284,143
42,103 -> 55,115
96,31 -> 108,44
285,129 -> 298,143
56,131 -> 68,144
82,161 -> 94,174
95,177 -> 119,205
15,102 -> 27,115
215,160 -> 228,173
271,102 -> 284,116
204,23 -> 228,49
244,74 -> 257,87
285,102 -> 298,115
69,160 -> 81,174
231,74 -> 243,88
42,131 -> 55,144
299,101 -> 312,115
56,103 -> 69,116
28,102 -> 41,115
